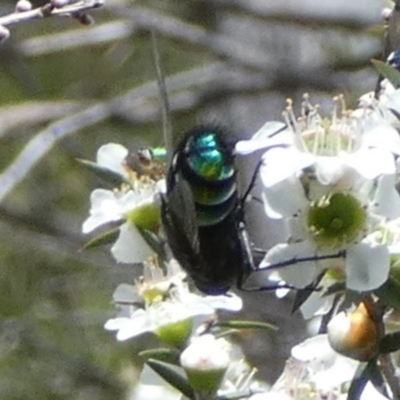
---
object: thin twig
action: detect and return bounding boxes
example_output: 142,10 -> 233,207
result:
0,0 -> 103,27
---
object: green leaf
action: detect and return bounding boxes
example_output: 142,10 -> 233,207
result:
216,320 -> 277,331
367,360 -> 390,399
147,359 -> 194,399
214,329 -> 240,339
347,362 -> 370,400
137,227 -> 165,259
371,59 -> 400,87
77,158 -> 129,186
139,348 -> 181,365
81,227 -> 120,250
347,360 -> 389,400
374,278 -> 400,311
380,331 -> 400,354
292,272 -> 326,313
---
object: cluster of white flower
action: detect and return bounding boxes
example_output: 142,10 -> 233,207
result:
81,142 -> 259,398
81,54 -> 400,399
236,91 -> 400,317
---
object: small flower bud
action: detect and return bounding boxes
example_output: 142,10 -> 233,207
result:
51,0 -> 69,8
0,25 -> 10,42
15,0 -> 32,12
180,334 -> 230,393
381,8 -> 392,22
328,302 -> 381,361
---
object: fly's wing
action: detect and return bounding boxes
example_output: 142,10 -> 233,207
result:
161,175 -> 200,269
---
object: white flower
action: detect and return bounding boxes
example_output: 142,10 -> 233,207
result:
358,85 -> 400,131
218,345 -> 266,399
105,263 -> 242,342
238,95 -> 400,293
82,184 -> 161,264
237,95 -> 400,185
290,335 -> 359,391
266,335 -> 359,399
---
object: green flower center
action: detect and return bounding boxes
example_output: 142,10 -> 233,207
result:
307,192 -> 366,249
155,318 -> 193,348
126,202 -> 160,232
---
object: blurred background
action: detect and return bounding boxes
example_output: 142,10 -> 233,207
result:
0,0 -> 389,398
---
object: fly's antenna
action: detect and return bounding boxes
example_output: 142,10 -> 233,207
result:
150,29 -> 173,164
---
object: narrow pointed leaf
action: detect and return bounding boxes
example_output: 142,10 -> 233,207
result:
147,359 -> 194,399
371,59 -> 400,87
214,329 -> 240,339
77,158 -> 128,186
380,331 -> 400,354
292,272 -> 326,313
216,320 -> 277,331
138,227 -> 165,258
139,348 -> 180,365
347,362 -> 370,400
81,227 -> 120,250
367,360 -> 390,399
375,278 -> 400,311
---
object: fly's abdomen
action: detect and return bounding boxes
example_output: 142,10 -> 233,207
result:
177,127 -> 238,226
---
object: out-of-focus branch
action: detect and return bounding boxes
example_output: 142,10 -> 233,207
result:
0,63 -> 226,203
0,0 -> 103,40
19,20 -> 134,56
0,101 -> 83,136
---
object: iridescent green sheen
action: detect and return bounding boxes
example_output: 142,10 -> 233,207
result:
191,181 -> 237,206
187,133 -> 234,181
151,147 -> 168,160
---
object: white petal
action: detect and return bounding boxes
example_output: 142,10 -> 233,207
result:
346,242 -> 390,291
291,335 -> 358,390
134,383 -> 181,400
314,353 -> 358,390
111,223 -> 154,263
314,156 -> 346,185
96,143 -> 129,176
135,365 -> 182,400
234,122 -> 289,155
258,241 -> 319,288
118,189 -> 153,213
82,189 -> 122,233
386,88 -> 400,114
291,334 -> 332,362
300,291 -> 334,320
363,122 -> 400,156
260,147 -> 314,188
249,392 -> 291,400
372,174 -> 400,219
202,292 -> 243,311
262,175 -> 309,219
105,310 -> 153,341
113,283 -> 140,303
346,148 -> 395,179
361,382 -> 392,400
